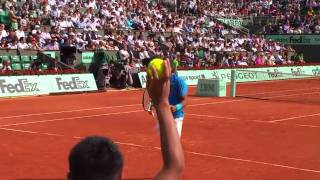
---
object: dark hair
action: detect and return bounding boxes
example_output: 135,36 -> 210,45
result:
68,136 -> 123,180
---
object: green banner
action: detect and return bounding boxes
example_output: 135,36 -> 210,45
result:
217,18 -> 244,28
266,35 -> 320,45
81,52 -> 95,64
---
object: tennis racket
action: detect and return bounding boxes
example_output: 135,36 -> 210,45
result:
142,89 -> 156,118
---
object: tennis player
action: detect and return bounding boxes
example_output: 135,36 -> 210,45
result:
143,57 -> 188,137
169,71 -> 188,137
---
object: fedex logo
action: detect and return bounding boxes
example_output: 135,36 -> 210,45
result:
0,79 -> 39,93
56,77 -> 89,90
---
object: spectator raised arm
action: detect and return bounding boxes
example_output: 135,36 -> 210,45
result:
147,59 -> 185,179
67,59 -> 184,180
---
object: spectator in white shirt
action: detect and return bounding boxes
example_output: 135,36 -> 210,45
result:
15,26 -> 25,40
86,0 -> 97,9
8,40 -> 18,49
40,26 -> 52,42
17,37 -> 29,49
139,46 -> 150,60
119,45 -> 130,62
76,17 -> 88,29
44,38 -> 60,50
60,16 -> 74,29
0,24 -> 8,40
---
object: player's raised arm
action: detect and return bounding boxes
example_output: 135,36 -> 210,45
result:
147,59 -> 185,180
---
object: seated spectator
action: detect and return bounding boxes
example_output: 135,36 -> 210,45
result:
1,60 -> 12,72
30,60 -> 42,72
138,46 -> 150,61
47,59 -> 61,72
15,26 -> 25,40
0,24 -> 8,40
44,38 -> 60,50
17,37 -> 29,49
274,52 -> 285,65
68,60 -> 184,180
8,39 -> 18,49
221,54 -> 230,67
265,52 -> 276,66
294,53 -> 306,64
255,54 -> 264,66
119,44 -> 130,62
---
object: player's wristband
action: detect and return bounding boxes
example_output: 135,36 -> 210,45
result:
175,103 -> 183,111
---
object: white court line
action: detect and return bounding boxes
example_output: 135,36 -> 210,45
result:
240,87 -> 320,96
185,113 -> 320,129
187,91 -> 320,108
0,96 -> 215,120
0,104 -> 141,120
189,87 -> 320,101
294,124 -> 320,128
0,127 -> 319,174
270,112 -> 320,123
1,91 -> 319,128
0,127 -> 64,137
263,91 -> 320,99
2,87 -> 319,120
0,110 -> 143,128
186,113 -> 240,120
185,151 -> 320,173
232,76 -> 319,84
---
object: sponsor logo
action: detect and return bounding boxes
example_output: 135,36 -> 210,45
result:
289,35 -> 311,44
212,71 -> 258,80
312,67 -> 320,76
235,71 -> 258,80
267,69 -> 284,78
180,74 -> 206,81
0,79 -> 39,93
56,77 -> 89,90
291,68 -> 305,76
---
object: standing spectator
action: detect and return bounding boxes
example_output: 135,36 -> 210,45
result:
8,6 -> 21,31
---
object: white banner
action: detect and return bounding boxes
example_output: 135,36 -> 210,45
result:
49,74 -> 97,93
0,76 -> 51,97
0,73 -> 97,97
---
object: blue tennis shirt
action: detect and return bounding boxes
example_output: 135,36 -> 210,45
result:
169,73 -> 188,118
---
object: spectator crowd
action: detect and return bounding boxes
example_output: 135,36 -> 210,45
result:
0,0 -> 308,72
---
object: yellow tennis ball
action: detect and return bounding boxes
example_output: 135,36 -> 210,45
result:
147,58 -> 164,78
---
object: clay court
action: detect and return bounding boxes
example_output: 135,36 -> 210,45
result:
0,78 -> 320,180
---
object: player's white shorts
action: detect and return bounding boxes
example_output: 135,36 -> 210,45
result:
174,117 -> 184,137
155,117 -> 184,138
